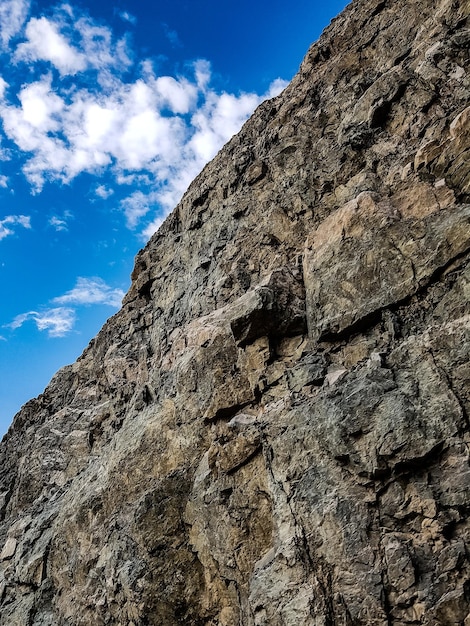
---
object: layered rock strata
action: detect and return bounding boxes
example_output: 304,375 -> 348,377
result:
1,0 -> 469,623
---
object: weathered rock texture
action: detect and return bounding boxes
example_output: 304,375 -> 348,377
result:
1,0 -> 470,623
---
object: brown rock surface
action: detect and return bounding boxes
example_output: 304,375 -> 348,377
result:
1,0 -> 469,624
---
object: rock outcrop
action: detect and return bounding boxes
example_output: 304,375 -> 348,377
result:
1,0 -> 469,623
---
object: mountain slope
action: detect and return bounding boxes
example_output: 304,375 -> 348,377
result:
0,0 -> 469,623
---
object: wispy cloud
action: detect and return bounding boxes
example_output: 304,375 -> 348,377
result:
6,276 -> 124,337
53,277 -> 124,307
0,175 -> 8,188
118,10 -> 136,25
8,307 -> 76,337
48,215 -> 68,231
0,214 -> 31,240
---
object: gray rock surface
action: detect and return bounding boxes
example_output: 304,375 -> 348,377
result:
1,0 -> 469,623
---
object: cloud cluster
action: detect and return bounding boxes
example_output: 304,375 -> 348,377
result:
7,277 -> 124,337
0,3 -> 287,238
0,214 -> 31,240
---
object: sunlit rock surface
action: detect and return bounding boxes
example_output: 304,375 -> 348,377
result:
1,0 -> 469,623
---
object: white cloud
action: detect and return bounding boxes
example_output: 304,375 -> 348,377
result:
267,78 -> 289,98
53,277 -> 124,307
49,215 -> 68,231
0,0 -> 30,50
95,184 -> 114,199
14,9 -> 131,77
194,59 -> 211,90
0,76 -> 8,100
74,16 -> 132,74
153,75 -> 197,114
8,307 -> 76,337
19,77 -> 64,130
118,10 -> 136,25
0,174 -> 8,187
142,216 -> 165,241
16,16 -> 86,75
121,191 -> 153,229
0,214 -> 31,240
189,91 -> 260,162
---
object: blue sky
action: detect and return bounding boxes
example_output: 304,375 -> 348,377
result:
0,0 -> 348,436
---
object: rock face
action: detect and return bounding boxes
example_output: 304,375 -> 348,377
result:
1,0 -> 470,623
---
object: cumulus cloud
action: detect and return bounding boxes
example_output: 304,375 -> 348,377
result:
0,214 -> 31,240
0,0 -> 30,50
53,277 -> 124,307
0,1 -> 288,238
0,175 -> 8,188
8,307 -> 76,337
15,16 -> 86,75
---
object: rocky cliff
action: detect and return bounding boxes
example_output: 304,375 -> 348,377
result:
1,0 -> 470,623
